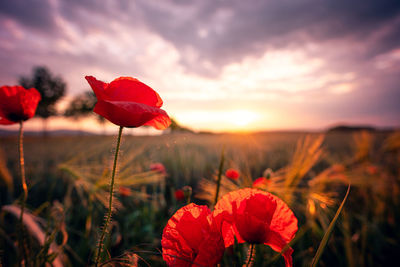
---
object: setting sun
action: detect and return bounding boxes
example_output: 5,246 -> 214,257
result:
229,110 -> 259,127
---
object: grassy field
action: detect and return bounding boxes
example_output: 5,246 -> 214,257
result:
0,130 -> 399,266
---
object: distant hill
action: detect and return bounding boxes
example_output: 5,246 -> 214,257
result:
0,129 -> 97,137
327,125 -> 377,132
168,118 -> 194,133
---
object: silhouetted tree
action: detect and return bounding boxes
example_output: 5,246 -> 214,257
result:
169,118 -> 193,133
64,90 -> 107,133
64,91 -> 96,119
19,66 -> 66,134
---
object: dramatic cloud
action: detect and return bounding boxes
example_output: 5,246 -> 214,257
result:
0,0 -> 399,132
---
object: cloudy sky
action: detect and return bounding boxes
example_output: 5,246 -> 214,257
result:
1,0 -> 399,133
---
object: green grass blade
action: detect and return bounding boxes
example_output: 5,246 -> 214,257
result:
213,146 -> 225,206
311,184 -> 351,267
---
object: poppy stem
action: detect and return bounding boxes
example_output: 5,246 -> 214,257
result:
213,147 -> 225,206
185,187 -> 192,205
245,244 -> 255,267
18,121 -> 29,266
94,126 -> 124,267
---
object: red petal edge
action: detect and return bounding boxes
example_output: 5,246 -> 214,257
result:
93,100 -> 170,129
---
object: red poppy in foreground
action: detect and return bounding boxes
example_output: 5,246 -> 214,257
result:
85,76 -> 171,129
213,188 -> 298,267
0,85 -> 41,125
225,168 -> 240,180
162,203 -> 225,266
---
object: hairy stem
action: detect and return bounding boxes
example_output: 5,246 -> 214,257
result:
94,126 -> 123,267
18,121 -> 28,266
245,244 -> 255,267
213,147 -> 225,206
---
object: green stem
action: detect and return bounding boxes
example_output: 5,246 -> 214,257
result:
18,121 -> 28,266
185,188 -> 192,205
213,147 -> 225,206
311,184 -> 351,267
246,244 -> 255,267
94,126 -> 123,267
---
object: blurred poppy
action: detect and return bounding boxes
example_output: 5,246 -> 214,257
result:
174,189 -> 185,201
331,164 -> 345,174
366,165 -> 378,175
0,85 -> 41,125
150,162 -> 167,175
225,168 -> 240,180
213,188 -> 298,267
252,177 -> 270,189
85,76 -> 170,129
263,168 -> 273,179
162,203 -> 225,266
118,186 -> 132,197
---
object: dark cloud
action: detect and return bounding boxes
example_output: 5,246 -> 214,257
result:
0,0 -> 57,32
280,67 -> 400,125
2,0 -> 399,69
131,0 -> 400,71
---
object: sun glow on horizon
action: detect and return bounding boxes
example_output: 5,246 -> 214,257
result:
229,110 -> 259,127
174,109 -> 262,132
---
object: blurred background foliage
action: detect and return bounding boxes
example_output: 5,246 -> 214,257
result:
19,66 -> 66,135
0,130 -> 399,266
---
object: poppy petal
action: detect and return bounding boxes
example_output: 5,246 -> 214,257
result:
85,76 -> 108,100
230,191 -> 277,244
194,225 -> 225,266
93,100 -> 170,129
162,203 -> 225,266
265,231 -> 294,267
0,86 -> 22,119
107,77 -> 163,107
268,195 -> 298,245
0,115 -> 14,125
143,111 -> 171,130
19,88 -> 41,120
213,189 -> 250,247
162,225 -> 196,266
234,212 -> 269,244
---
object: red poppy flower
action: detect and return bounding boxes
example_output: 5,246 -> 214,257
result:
162,203 -> 225,266
225,168 -> 240,180
85,76 -> 171,129
174,189 -> 185,201
366,165 -> 378,175
118,186 -> 132,197
150,162 -> 167,175
252,177 -> 271,189
0,85 -> 41,125
213,188 -> 298,267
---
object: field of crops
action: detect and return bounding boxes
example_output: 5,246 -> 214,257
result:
0,130 -> 399,266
